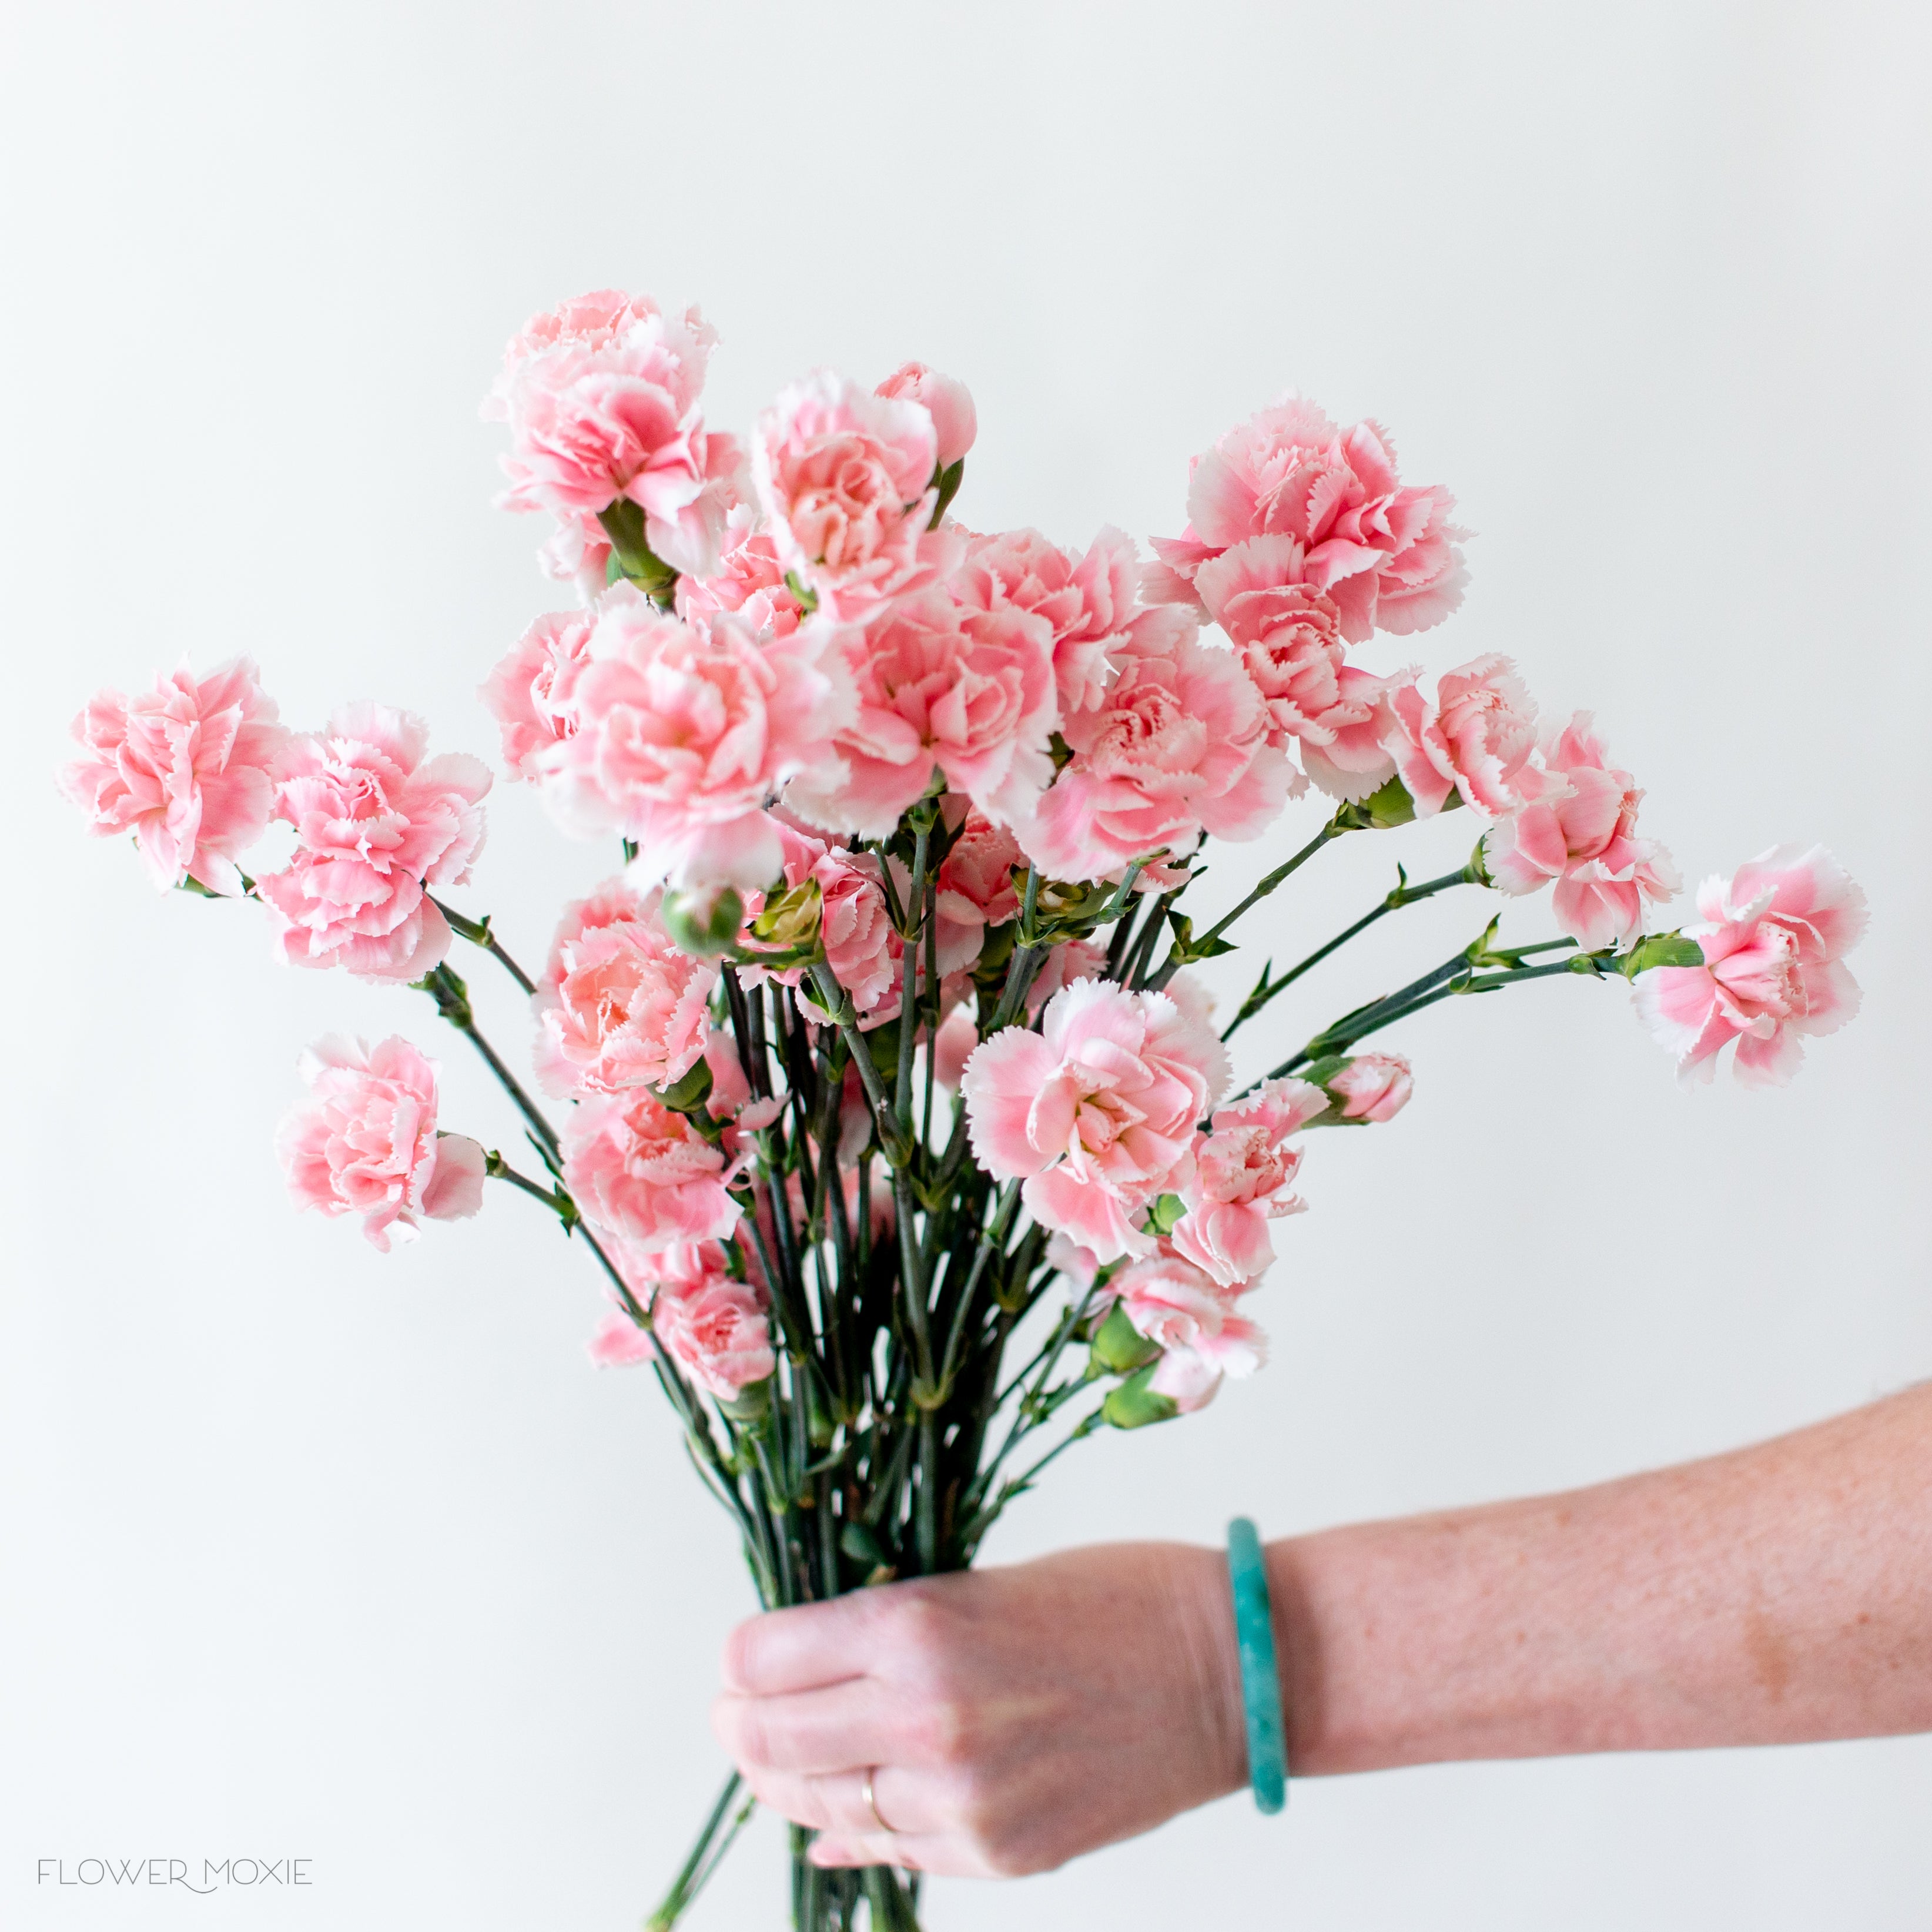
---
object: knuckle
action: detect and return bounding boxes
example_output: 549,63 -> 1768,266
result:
912,1692 -> 982,1769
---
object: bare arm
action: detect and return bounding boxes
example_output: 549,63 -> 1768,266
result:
712,1383 -> 1932,1876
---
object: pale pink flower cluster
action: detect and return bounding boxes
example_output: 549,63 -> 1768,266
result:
531,586 -> 852,892
488,289 -> 738,580
760,821 -> 905,1030
962,977 -> 1229,1264
277,1035 -> 485,1251
259,704 -> 492,982
562,1087 -> 745,1253
60,658 -> 287,895
597,1239 -> 775,1398
1104,1249 -> 1267,1413
1147,398 -> 1465,641
1171,1077 -> 1326,1286
478,608 -> 597,780
1484,715 -> 1679,949
1635,845 -> 1866,1087
534,880 -> 716,1097
752,370 -> 951,620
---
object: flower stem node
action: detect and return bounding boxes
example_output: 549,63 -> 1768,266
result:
1090,1302 -> 1161,1376
1101,1363 -> 1181,1429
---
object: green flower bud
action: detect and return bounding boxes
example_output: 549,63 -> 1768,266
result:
721,1375 -> 772,1427
751,878 -> 822,954
1101,1363 -> 1180,1430
1090,1302 -> 1160,1375
661,884 -> 745,958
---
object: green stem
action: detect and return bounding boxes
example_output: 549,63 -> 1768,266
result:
1222,865 -> 1478,1043
426,895 -> 538,996
417,964 -> 560,1156
645,1772 -> 753,1932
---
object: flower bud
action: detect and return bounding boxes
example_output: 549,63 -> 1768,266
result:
750,878 -> 823,955
1090,1301 -> 1161,1376
660,884 -> 745,958
1101,1363 -> 1180,1430
875,361 -> 977,472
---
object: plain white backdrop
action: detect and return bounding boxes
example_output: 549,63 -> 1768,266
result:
3,2 -> 1928,1926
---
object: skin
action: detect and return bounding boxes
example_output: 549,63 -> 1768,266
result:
712,1382 -> 1932,1876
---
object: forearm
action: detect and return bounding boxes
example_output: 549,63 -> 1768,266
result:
1271,1382 -> 1932,1775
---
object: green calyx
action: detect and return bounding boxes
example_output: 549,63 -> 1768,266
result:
1101,1362 -> 1180,1430
1089,1301 -> 1161,1375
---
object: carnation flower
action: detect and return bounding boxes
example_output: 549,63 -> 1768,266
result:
786,589 -> 1056,840
764,825 -> 904,1030
1483,714 -> 1679,949
932,808 -> 1023,973
533,588 -> 852,893
479,608 -> 598,779
562,1088 -> 744,1253
751,370 -> 955,618
1024,935 -> 1110,1014
1634,845 -> 1866,1087
1019,617 -> 1294,882
534,880 -> 716,1097
587,1310 -> 657,1368
60,658 -> 287,896
488,290 -> 735,578
257,704 -> 491,982
962,977 -> 1230,1263
276,1034 -> 485,1252
1147,397 -> 1465,644
1170,1077 -> 1326,1286
950,525 -> 1144,720
1326,1052 -> 1414,1122
875,361 -> 977,471
1384,654 -> 1539,819
1104,1249 -> 1266,1412
674,505 -> 808,641
651,1264 -> 776,1399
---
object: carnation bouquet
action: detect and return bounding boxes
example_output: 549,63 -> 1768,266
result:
61,289 -> 1867,1930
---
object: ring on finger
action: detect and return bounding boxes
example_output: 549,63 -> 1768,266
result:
860,1766 -> 893,1834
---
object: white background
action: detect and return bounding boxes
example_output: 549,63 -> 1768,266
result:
3,2 -> 1928,1926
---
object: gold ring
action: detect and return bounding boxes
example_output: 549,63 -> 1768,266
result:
860,1766 -> 892,1834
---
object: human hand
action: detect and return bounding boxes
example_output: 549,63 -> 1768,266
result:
711,1541 -> 1247,1877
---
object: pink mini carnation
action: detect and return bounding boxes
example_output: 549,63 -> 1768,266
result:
534,587 -> 852,892
562,1088 -> 744,1253
1024,934 -> 1110,1015
1193,535 -> 1401,799
875,361 -> 977,471
674,506 -> 808,641
1147,397 -> 1465,644
277,1034 -> 485,1252
932,808 -> 1023,973
1106,1249 -> 1267,1413
1171,1077 -> 1326,1286
1020,618 -> 1294,882
1327,1052 -> 1414,1122
588,1309 -> 656,1368
534,879 -> 716,1098
932,1004 -> 980,1090
1484,714 -> 1679,949
766,826 -> 904,1029
479,608 -> 598,779
488,290 -> 734,578
1634,845 -> 1866,1087
651,1264 -> 776,1400
962,977 -> 1230,1263
60,657 -> 287,895
752,370 -> 955,618
787,589 -> 1056,839
1384,654 -> 1539,819
257,704 -> 491,982
950,525 -> 1144,720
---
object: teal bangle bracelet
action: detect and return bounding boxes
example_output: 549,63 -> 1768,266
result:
1227,1516 -> 1287,1813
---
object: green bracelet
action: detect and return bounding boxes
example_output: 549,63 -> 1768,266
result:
1227,1516 -> 1287,1813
